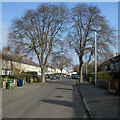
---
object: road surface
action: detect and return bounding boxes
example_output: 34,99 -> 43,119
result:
2,78 -> 86,118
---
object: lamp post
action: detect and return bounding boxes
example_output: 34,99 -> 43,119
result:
95,31 -> 97,85
86,64 -> 87,75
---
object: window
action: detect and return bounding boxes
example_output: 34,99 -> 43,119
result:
2,70 -> 5,75
9,71 -> 11,75
5,70 -> 7,75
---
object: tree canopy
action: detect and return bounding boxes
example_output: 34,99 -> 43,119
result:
8,3 -> 69,83
66,4 -> 117,83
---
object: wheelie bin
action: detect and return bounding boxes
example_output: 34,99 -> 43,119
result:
18,79 -> 23,87
7,81 -> 12,89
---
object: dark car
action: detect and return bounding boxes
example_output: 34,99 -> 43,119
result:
54,75 -> 59,79
72,74 -> 80,79
66,74 -> 70,77
46,74 -> 50,78
63,74 -> 67,77
51,76 -> 56,80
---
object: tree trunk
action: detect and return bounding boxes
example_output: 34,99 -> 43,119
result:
79,56 -> 83,83
41,67 -> 46,83
60,69 -> 63,78
80,66 -> 83,83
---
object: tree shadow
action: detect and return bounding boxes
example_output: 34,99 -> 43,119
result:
40,99 -> 74,108
56,88 -> 73,91
40,85 -> 84,118
55,96 -> 64,98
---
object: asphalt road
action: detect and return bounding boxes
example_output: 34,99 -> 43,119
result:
2,78 -> 86,118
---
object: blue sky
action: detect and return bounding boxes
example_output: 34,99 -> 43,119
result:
1,2 -> 118,65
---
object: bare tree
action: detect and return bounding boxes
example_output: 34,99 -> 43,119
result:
51,53 -> 72,77
73,65 -> 79,74
8,4 -> 68,83
66,4 -> 117,83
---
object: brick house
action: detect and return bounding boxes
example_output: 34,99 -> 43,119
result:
1,49 -> 41,76
98,53 -> 120,72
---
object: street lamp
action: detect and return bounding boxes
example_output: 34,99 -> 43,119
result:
95,31 -> 97,85
94,29 -> 118,85
92,29 -> 100,85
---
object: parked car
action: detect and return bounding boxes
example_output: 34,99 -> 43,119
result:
77,75 -> 80,79
46,74 -> 50,78
72,74 -> 80,79
51,76 -> 56,80
63,74 -> 67,77
54,75 -> 59,79
66,74 -> 70,77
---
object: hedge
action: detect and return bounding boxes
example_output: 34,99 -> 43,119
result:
87,73 -> 95,81
1,75 -> 30,80
2,75 -> 17,79
97,71 -> 120,80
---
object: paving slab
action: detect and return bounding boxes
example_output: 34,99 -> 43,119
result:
77,81 -> 119,118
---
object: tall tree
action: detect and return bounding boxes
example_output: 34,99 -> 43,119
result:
66,4 -> 117,83
51,53 -> 72,77
8,4 -> 68,83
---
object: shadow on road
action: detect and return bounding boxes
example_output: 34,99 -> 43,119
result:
40,99 -> 74,108
55,96 -> 64,98
56,88 -> 73,91
40,85 -> 84,118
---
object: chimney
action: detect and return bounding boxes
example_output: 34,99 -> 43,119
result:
116,53 -> 120,56
29,57 -> 33,61
3,47 -> 11,54
23,55 -> 27,59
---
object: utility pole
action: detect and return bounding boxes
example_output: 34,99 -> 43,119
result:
86,63 -> 87,80
95,31 -> 97,85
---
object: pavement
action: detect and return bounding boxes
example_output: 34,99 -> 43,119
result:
77,80 -> 120,118
2,78 -> 86,118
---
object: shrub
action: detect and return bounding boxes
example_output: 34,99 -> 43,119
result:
87,73 -> 95,81
2,75 -> 15,79
97,71 -> 120,80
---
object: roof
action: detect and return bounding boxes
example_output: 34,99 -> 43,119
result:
100,55 -> 120,66
1,50 -> 57,69
1,50 -> 40,67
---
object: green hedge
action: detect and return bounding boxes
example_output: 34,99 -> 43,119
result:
2,75 -> 16,79
97,71 -> 120,80
87,73 -> 95,81
1,75 -> 28,80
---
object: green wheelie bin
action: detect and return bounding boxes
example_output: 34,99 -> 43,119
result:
7,81 -> 12,89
